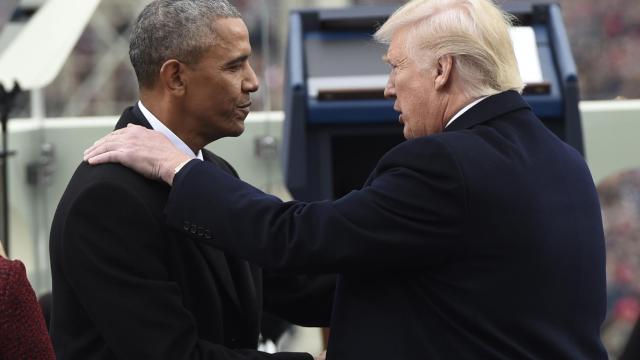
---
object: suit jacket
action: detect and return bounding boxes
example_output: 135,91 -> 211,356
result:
164,91 -> 608,359
0,257 -> 55,359
49,105 -> 333,360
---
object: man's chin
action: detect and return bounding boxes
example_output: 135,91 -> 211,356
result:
228,123 -> 245,138
206,125 -> 245,143
233,128 -> 245,137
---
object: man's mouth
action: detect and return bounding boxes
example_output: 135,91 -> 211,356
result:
237,102 -> 251,118
394,104 -> 402,123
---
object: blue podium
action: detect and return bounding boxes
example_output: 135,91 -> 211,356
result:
283,2 -> 582,201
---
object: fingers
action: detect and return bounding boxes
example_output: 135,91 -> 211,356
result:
84,138 -> 119,162
81,124 -> 179,182
84,139 -> 106,160
84,140 -> 125,164
84,131 -> 119,159
84,143 -> 105,162
86,150 -> 118,165
83,124 -> 143,161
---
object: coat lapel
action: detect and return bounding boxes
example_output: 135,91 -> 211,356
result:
225,255 -> 260,337
114,104 -> 151,130
196,243 -> 244,313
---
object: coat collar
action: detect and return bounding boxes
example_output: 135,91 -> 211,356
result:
115,104 -> 151,130
444,90 -> 531,132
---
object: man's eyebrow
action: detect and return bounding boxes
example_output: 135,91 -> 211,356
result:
224,54 -> 249,67
382,54 -> 389,63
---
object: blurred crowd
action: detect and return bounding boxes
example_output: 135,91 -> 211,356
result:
2,0 -> 638,118
562,0 -> 640,100
598,169 -> 640,358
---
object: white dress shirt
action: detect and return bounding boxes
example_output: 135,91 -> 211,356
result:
138,101 -> 203,161
444,96 -> 488,129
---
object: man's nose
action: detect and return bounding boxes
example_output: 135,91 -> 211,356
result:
384,76 -> 396,99
243,64 -> 259,93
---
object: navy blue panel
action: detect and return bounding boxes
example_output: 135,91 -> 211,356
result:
522,25 -> 563,118
548,4 -> 578,83
525,97 -> 563,118
307,99 -> 398,124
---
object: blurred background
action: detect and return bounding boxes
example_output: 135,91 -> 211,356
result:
4,0 -> 640,119
1,0 -> 639,358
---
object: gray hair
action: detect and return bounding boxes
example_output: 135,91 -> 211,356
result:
130,0 -> 241,88
375,0 -> 524,97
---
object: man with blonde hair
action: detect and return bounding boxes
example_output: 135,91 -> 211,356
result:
85,0 -> 607,358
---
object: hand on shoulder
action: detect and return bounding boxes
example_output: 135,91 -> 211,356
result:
83,123 -> 190,185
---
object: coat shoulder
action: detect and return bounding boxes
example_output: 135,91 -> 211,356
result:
377,134 -> 461,178
53,161 -> 169,234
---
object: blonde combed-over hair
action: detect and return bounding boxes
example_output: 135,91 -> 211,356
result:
374,0 -> 524,97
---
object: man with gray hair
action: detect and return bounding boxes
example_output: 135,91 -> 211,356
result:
50,1 -> 332,359
85,0 -> 607,358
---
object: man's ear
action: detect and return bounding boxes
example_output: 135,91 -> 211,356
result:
159,59 -> 186,96
434,54 -> 453,91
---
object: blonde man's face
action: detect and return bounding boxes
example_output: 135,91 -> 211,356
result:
383,28 -> 448,139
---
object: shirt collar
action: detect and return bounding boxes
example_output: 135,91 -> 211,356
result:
444,96 -> 488,129
138,101 -> 203,161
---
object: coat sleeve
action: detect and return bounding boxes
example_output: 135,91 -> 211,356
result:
61,181 -> 312,360
165,138 -> 466,272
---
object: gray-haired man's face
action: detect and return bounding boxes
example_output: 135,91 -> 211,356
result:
180,17 -> 259,142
